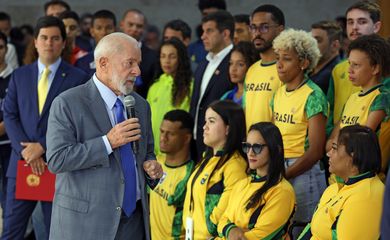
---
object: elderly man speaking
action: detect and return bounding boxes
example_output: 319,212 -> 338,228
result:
46,32 -> 163,240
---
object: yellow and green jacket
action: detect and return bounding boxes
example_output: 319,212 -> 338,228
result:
182,151 -> 247,239
146,73 -> 193,155
150,155 -> 194,240
298,172 -> 384,240
215,175 -> 295,240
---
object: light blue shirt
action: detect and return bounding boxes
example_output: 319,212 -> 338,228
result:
37,57 -> 62,92
93,74 -> 141,201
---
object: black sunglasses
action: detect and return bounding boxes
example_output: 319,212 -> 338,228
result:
242,142 -> 267,155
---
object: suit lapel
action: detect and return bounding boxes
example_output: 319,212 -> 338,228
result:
202,56 -> 227,100
30,63 -> 40,125
86,80 -> 121,163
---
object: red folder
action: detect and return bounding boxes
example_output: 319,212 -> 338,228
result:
15,160 -> 56,202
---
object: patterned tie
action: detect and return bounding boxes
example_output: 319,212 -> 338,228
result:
37,67 -> 51,114
114,98 -> 137,216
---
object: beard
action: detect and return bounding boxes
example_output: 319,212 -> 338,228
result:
112,70 -> 135,95
252,35 -> 273,53
257,40 -> 273,53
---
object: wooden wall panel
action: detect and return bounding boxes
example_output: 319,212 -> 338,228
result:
378,0 -> 390,38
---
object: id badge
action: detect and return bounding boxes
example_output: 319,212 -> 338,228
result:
185,217 -> 194,240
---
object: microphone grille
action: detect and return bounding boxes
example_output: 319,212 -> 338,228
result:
124,95 -> 136,107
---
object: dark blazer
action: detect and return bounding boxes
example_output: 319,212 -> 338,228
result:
3,60 -> 88,178
0,74 -> 11,142
75,52 -> 95,79
136,44 -> 158,98
189,51 -> 233,158
46,79 -> 156,240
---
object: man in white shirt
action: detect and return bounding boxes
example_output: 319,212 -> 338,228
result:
189,10 -> 234,159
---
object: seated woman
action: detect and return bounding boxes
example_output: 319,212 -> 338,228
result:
147,37 -> 193,155
216,122 -> 295,240
182,100 -> 248,239
271,29 -> 327,235
299,125 -> 384,240
221,41 -> 257,106
327,34 -> 390,177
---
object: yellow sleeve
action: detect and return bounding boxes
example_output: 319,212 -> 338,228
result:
210,158 -> 247,225
336,199 -> 381,240
217,179 -> 248,238
216,202 -> 232,237
244,184 -> 295,240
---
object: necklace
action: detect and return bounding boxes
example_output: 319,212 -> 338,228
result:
284,79 -> 307,97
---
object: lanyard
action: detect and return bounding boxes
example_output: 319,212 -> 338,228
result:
188,157 -> 212,213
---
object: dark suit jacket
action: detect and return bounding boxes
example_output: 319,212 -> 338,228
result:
189,51 -> 233,158
75,52 -> 95,79
3,60 -> 88,178
136,44 -> 158,98
0,74 -> 11,142
47,79 -> 156,240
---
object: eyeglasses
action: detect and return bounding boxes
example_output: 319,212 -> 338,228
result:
242,142 -> 267,155
249,24 -> 279,33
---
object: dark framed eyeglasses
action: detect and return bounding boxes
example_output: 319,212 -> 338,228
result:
249,24 -> 279,34
242,142 -> 267,155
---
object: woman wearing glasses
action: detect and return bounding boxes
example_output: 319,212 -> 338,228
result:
299,125 -> 384,239
271,29 -> 327,234
182,100 -> 247,239
216,122 -> 295,240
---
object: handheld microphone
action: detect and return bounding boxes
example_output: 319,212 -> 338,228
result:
124,95 -> 139,154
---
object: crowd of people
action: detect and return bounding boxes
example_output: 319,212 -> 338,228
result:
0,0 -> 390,239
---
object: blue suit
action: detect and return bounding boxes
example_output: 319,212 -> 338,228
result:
2,60 -> 87,240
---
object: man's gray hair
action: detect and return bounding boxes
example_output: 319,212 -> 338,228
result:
94,32 -> 139,61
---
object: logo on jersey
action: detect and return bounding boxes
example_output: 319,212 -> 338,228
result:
274,112 -> 296,124
341,115 -> 360,125
200,173 -> 209,184
154,186 -> 169,201
246,82 -> 272,92
291,107 -> 297,114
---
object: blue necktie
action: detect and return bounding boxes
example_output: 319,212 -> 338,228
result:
114,98 -> 137,216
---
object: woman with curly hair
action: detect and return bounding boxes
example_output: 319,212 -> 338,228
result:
271,28 -> 328,237
147,37 -> 193,155
327,34 -> 390,177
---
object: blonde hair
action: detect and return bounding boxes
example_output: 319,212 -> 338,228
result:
273,28 -> 320,73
